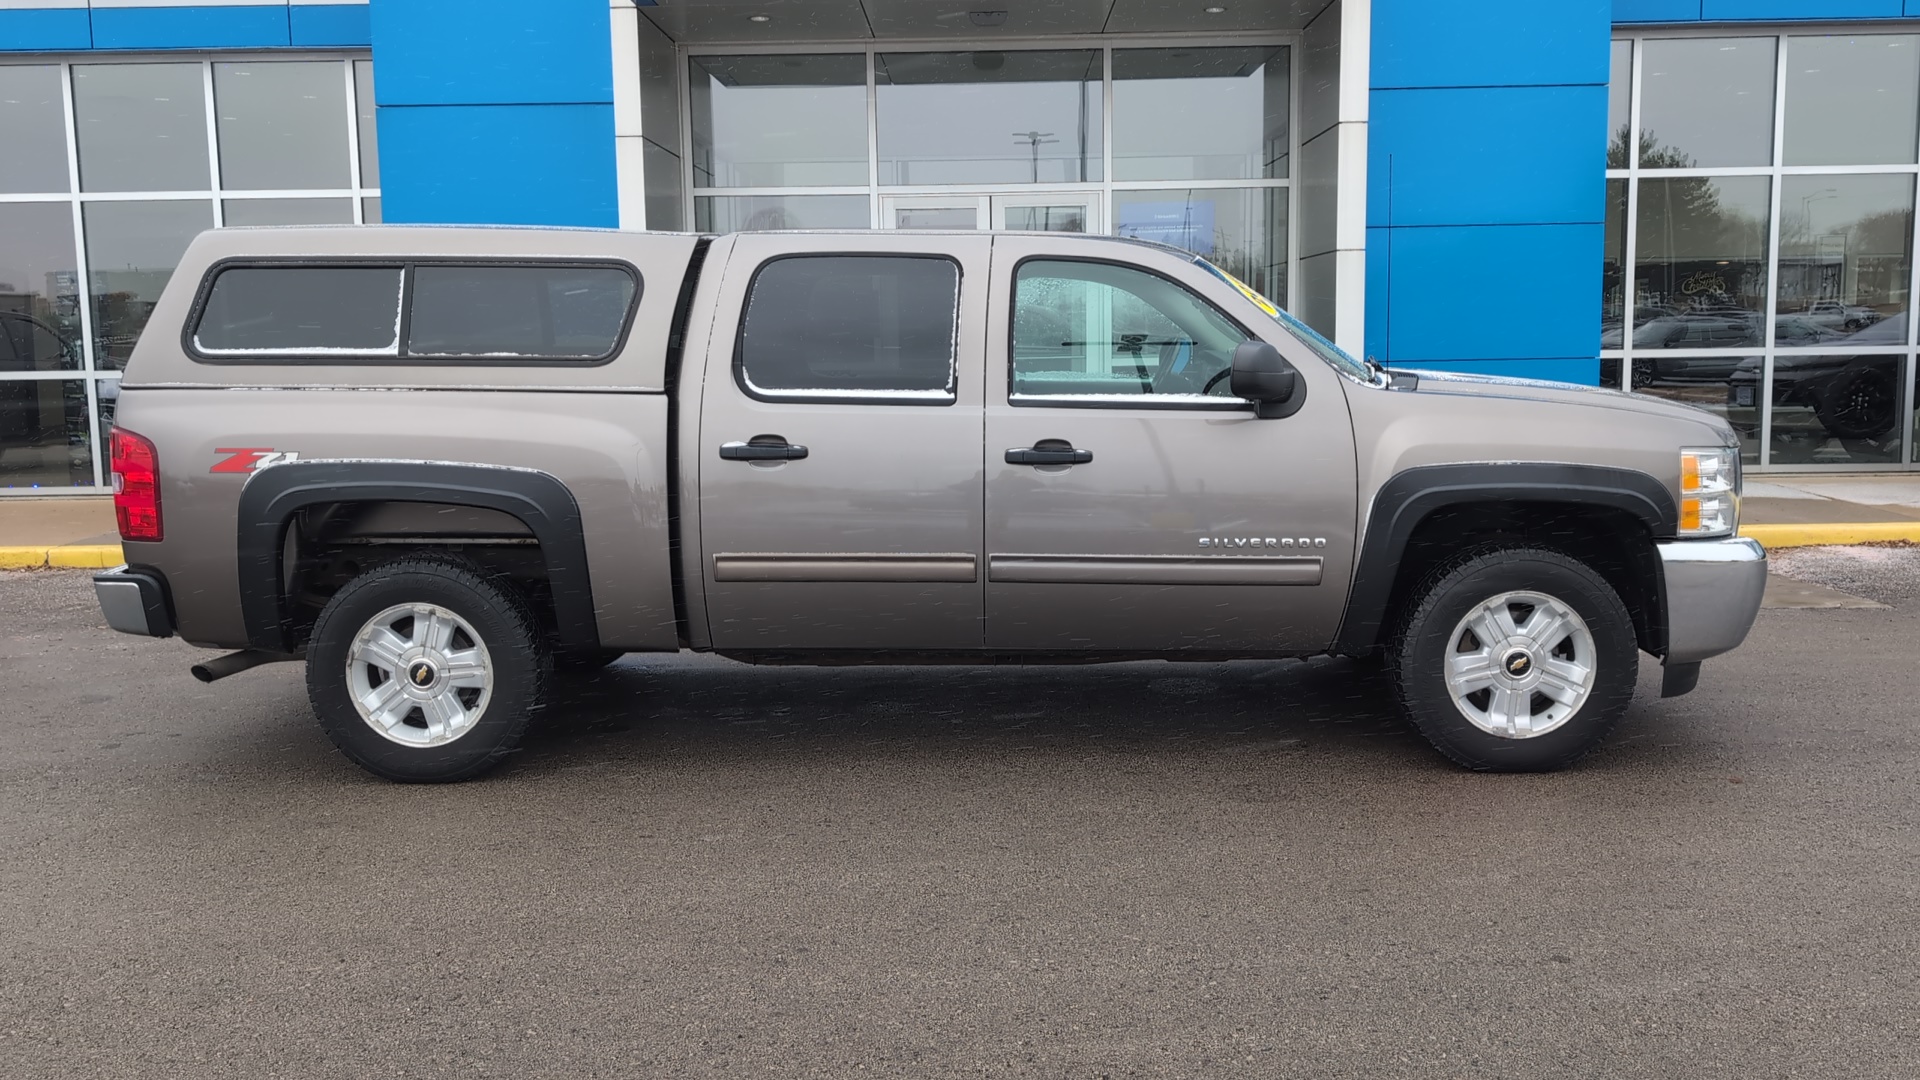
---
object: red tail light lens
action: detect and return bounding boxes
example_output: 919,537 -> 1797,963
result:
111,427 -> 162,542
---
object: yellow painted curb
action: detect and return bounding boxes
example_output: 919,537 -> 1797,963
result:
1742,523 -> 1920,550
0,544 -> 124,569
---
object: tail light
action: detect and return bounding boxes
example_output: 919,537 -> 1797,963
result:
111,427 -> 163,542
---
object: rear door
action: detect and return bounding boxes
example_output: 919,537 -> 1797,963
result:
982,235 -> 1359,653
696,233 -> 990,651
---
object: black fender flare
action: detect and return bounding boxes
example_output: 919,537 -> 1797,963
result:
236,460 -> 597,652
1332,463 -> 1678,655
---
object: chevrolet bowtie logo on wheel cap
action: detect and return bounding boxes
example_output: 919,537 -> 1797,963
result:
408,662 -> 435,688
1507,654 -> 1533,677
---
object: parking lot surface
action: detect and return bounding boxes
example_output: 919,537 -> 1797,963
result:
2,554 -> 1917,1078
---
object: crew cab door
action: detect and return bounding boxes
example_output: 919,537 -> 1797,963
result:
696,233 -> 989,650
982,235 -> 1359,653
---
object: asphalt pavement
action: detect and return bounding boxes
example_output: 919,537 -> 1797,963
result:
2,556 -> 1917,1078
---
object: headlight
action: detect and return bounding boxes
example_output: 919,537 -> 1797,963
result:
1679,447 -> 1739,537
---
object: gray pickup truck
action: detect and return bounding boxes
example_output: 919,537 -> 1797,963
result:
93,225 -> 1765,782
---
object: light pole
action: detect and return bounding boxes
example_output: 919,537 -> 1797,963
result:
1012,131 -> 1057,184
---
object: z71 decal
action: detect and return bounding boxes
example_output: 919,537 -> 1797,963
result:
210,448 -> 301,474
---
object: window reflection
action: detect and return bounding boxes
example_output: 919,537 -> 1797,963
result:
215,62 -> 351,190
73,63 -> 211,193
222,198 -> 355,226
1601,179 -> 1628,341
355,60 -> 379,188
0,204 -> 83,371
1775,174 -> 1913,343
1112,188 -> 1286,308
690,55 -> 867,187
1784,35 -> 1920,167
83,200 -> 213,370
1631,176 -> 1770,349
1764,354 -> 1905,465
1636,356 -> 1762,464
1113,46 -> 1288,181
1607,40 -> 1631,165
694,194 -> 869,231
0,66 -> 71,194
877,51 -> 1102,185
1639,38 -> 1775,168
0,378 -> 96,489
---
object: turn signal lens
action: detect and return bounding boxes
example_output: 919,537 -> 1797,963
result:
1679,447 -> 1737,538
111,427 -> 163,542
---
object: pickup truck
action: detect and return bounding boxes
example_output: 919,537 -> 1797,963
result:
92,226 -> 1766,782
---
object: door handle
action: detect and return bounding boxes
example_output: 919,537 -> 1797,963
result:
720,438 -> 809,461
1006,441 -> 1092,466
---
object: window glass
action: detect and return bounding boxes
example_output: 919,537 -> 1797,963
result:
1607,40 -> 1631,166
1601,179 -> 1629,351
1113,187 -> 1287,308
0,203 -> 83,371
1639,38 -> 1776,169
738,256 -> 958,398
83,199 -> 213,370
214,62 -> 351,190
877,51 -> 1103,185
73,64 -> 211,193
1775,174 -> 1913,344
1634,357 -> 1760,465
354,60 -> 379,188
0,65 -> 71,194
1769,354 -> 1905,465
194,267 -> 401,354
1011,259 -> 1246,402
221,198 -> 355,227
363,197 -> 382,224
690,54 -> 867,187
0,378 -> 96,490
1113,46 -> 1288,181
1633,176 -> 1771,349
406,266 -> 637,359
1784,35 -> 1920,166
694,194 -> 869,231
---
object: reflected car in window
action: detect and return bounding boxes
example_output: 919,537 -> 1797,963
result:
1726,353 -> 1902,441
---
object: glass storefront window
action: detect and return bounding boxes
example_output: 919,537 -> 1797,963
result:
876,51 -> 1102,185
1601,179 -> 1628,354
0,203 -> 83,370
1639,38 -> 1775,169
363,197 -> 382,224
1770,354 -> 1905,466
1112,188 -> 1286,306
73,63 -> 211,193
222,198 -> 355,226
355,60 -> 379,188
0,378 -> 96,490
695,194 -> 869,231
1112,46 -> 1287,181
0,65 -> 70,194
1784,35 -> 1920,167
214,62 -> 351,190
689,54 -> 867,187
1634,176 -> 1771,348
1607,40 -> 1631,165
1775,174 -> 1913,343
1635,357 -> 1762,465
83,200 -> 213,370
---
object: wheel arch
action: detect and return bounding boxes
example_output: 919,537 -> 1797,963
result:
1333,463 -> 1678,658
236,460 -> 597,653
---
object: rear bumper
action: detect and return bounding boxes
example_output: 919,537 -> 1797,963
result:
1658,536 -> 1766,665
94,565 -> 175,638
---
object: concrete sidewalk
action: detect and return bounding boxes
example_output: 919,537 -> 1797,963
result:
4,475 -> 1920,566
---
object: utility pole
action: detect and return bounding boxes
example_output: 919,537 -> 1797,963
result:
1012,131 -> 1058,184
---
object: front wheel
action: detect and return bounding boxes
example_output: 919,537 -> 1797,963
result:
1387,548 -> 1638,771
306,556 -> 549,782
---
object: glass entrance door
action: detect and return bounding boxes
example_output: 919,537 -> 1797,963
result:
882,192 -> 1100,232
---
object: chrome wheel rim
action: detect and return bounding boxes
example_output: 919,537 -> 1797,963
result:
346,603 -> 493,747
1443,590 -> 1596,740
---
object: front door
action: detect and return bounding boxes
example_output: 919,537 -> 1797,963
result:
982,235 -> 1359,654
882,192 -> 1100,233
696,232 -> 991,651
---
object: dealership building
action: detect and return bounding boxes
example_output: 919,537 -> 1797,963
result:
5,0 -> 1920,493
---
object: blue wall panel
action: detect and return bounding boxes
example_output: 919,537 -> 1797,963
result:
1375,0 -> 1609,88
367,0 -> 613,106
1377,224 -> 1602,365
1368,86 -> 1607,228
377,103 -> 617,228
291,4 -> 372,47
90,5 -> 290,50
1613,0 -> 1703,21
0,9 -> 93,50
1365,227 -> 1390,363
1700,1 -> 1903,18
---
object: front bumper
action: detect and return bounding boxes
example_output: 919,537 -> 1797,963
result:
1658,536 -> 1766,665
93,565 -> 175,638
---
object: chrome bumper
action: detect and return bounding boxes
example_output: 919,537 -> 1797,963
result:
1658,536 -> 1766,665
93,565 -> 175,638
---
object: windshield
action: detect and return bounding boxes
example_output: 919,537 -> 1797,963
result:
1193,258 -> 1379,385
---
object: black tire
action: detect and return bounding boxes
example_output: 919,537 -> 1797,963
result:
1815,366 -> 1897,441
1387,547 -> 1638,772
306,555 -> 548,782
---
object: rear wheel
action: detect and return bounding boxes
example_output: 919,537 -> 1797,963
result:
1387,547 -> 1637,771
306,555 -> 548,782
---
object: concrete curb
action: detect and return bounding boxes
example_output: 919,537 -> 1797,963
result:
0,545 -> 124,570
1742,523 -> 1920,550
